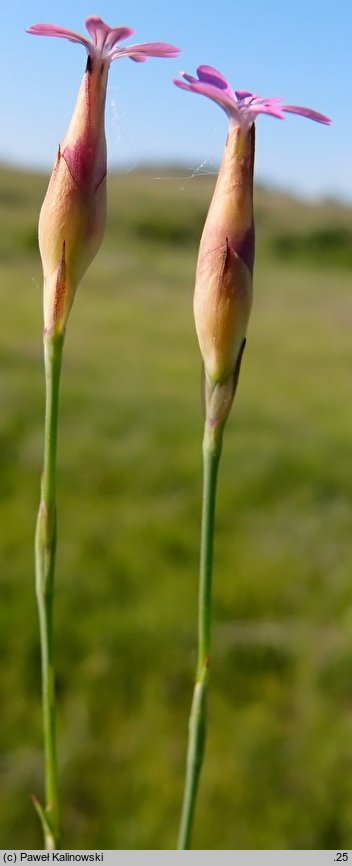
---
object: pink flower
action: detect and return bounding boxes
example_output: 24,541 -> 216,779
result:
27,17 -> 179,335
174,65 -> 331,129
173,66 -> 330,423
26,15 -> 179,63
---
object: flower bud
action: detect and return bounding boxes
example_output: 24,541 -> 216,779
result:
39,57 -> 108,334
194,125 -> 254,386
174,64 -> 330,424
27,16 -> 179,335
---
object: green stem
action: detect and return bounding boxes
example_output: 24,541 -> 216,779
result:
35,331 -> 64,850
178,421 -> 223,849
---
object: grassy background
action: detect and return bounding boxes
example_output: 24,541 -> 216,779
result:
1,164 -> 352,849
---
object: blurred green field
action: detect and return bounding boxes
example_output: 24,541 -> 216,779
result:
1,164 -> 352,849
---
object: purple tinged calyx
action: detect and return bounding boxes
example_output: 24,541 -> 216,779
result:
27,15 -> 179,336
174,65 -> 331,128
26,15 -> 180,64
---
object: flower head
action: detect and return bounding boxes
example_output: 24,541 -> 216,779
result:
174,65 -> 331,130
27,17 -> 179,335
27,15 -> 179,64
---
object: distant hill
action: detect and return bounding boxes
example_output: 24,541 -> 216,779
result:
1,164 -> 351,267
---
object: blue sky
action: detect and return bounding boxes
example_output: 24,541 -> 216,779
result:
2,1 -> 351,201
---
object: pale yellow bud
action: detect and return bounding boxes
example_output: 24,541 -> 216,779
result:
39,57 -> 108,335
194,124 -> 254,387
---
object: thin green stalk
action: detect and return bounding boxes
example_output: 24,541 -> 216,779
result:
178,421 -> 223,850
35,331 -> 64,850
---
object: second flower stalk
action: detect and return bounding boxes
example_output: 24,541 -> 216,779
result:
28,15 -> 179,849
177,103 -> 255,855
174,64 -> 330,848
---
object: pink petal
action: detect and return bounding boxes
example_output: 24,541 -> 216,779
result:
174,78 -> 239,121
197,66 -> 237,101
247,104 -> 286,120
85,17 -> 133,51
26,22 -> 91,52
182,72 -> 199,84
247,96 -> 286,119
173,79 -> 195,92
283,105 -> 331,125
175,66 -> 331,131
235,90 -> 254,99
129,55 -> 148,63
110,41 -> 180,61
196,65 -> 229,90
249,96 -> 283,106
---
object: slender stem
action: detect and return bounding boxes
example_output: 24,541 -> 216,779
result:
178,421 -> 223,849
35,331 -> 64,850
